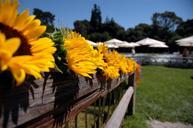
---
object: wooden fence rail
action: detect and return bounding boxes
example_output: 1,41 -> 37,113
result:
105,87 -> 133,128
0,72 -> 136,128
105,73 -> 135,128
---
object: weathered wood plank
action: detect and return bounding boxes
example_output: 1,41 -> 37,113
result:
105,87 -> 134,128
127,73 -> 136,115
0,73 -> 132,128
67,90 -> 101,121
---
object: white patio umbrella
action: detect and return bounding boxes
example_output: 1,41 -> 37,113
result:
176,36 -> 193,47
105,38 -> 124,46
106,44 -> 119,48
149,44 -> 168,48
86,40 -> 97,47
136,38 -> 166,46
123,42 -> 140,48
111,41 -> 130,48
104,38 -> 125,47
97,42 -> 118,48
119,42 -> 139,48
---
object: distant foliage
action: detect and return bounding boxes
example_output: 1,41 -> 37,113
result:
74,4 -> 125,42
152,11 -> 182,31
33,8 -> 55,32
102,18 -> 125,39
176,19 -> 193,37
88,32 -> 111,42
125,24 -> 153,42
32,6 -> 193,53
90,4 -> 102,32
31,5 -> 192,53
74,20 -> 91,37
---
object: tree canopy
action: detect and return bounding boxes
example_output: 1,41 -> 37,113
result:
33,4 -> 193,53
152,11 -> 182,31
176,19 -> 193,37
33,8 -> 55,32
74,20 -> 91,37
73,5 -> 192,52
90,4 -> 102,32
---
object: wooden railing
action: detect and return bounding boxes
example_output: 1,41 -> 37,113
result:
106,74 -> 135,128
0,72 -> 136,128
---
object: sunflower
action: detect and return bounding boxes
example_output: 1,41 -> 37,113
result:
92,49 -> 107,70
103,66 -> 120,79
96,43 -> 140,79
104,50 -> 121,69
126,58 -> 141,83
95,43 -> 119,79
97,43 -> 109,56
0,0 -> 56,85
126,58 -> 137,73
64,32 -> 97,78
119,55 -> 129,74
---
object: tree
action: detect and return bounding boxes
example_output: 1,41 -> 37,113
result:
74,20 -> 92,37
88,32 -> 111,42
125,23 -> 152,42
150,11 -> 184,52
176,19 -> 193,37
167,33 -> 181,52
33,8 -> 55,32
90,4 -> 102,32
125,28 -> 139,42
102,18 -> 125,39
152,11 -> 182,31
135,23 -> 152,37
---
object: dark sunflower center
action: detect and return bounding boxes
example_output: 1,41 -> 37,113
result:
0,23 -> 32,56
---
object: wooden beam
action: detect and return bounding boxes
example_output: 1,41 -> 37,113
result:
105,87 -> 134,128
0,73 -> 134,127
127,73 -> 136,115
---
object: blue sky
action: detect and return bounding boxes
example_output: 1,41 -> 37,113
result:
19,0 -> 193,29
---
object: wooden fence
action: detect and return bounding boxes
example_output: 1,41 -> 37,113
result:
0,72 -> 136,128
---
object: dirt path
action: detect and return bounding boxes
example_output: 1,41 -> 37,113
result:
148,120 -> 193,128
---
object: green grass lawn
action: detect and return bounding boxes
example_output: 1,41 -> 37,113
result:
123,66 -> 193,128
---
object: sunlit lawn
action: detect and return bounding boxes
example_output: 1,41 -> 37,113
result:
123,66 -> 193,128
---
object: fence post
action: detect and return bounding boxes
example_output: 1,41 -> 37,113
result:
127,73 -> 136,115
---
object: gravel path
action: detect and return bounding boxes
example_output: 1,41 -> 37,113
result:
148,120 -> 193,128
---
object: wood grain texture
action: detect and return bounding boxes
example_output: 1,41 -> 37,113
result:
127,73 -> 136,115
0,73 -> 132,128
105,87 -> 134,128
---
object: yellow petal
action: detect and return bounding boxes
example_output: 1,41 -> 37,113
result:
11,67 -> 26,85
0,49 -> 12,70
5,38 -> 20,55
0,33 -> 5,43
25,26 -> 46,41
